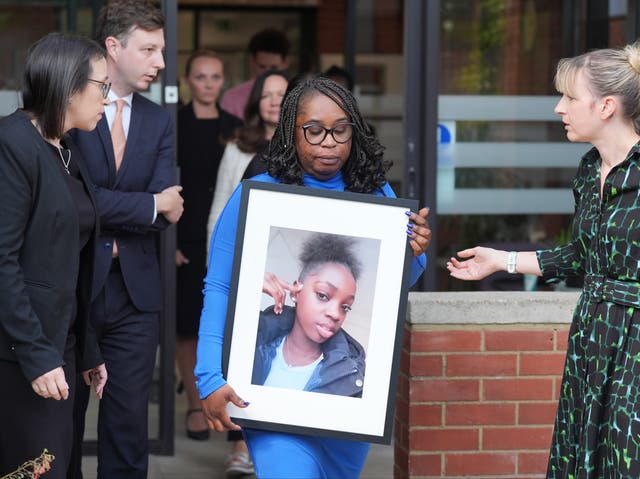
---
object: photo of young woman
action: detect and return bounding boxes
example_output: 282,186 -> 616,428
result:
251,230 -> 380,398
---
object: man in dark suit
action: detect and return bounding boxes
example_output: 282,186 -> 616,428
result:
69,1 -> 183,478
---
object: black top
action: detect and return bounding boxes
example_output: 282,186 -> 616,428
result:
241,150 -> 268,180
46,141 -> 95,251
177,103 -> 243,244
0,110 -> 100,378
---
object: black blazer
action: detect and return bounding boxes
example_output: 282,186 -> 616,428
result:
70,93 -> 177,312
0,110 -> 101,381
177,103 -> 242,244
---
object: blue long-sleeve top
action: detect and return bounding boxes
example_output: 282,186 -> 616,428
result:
195,171 -> 427,398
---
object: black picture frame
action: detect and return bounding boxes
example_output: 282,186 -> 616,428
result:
222,180 -> 417,444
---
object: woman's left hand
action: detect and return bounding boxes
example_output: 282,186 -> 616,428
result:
175,249 -> 190,267
407,207 -> 431,257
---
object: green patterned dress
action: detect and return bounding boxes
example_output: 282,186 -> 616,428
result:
540,143 -> 640,478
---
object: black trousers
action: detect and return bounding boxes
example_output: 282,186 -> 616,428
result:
70,268 -> 159,479
0,338 -> 76,479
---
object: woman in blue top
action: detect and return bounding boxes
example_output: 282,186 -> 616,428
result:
196,75 -> 431,478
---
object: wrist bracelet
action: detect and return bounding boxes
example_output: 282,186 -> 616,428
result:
507,251 -> 517,274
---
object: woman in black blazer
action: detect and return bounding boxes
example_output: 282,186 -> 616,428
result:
0,33 -> 109,478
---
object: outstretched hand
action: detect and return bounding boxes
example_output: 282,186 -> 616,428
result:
200,384 -> 249,432
446,247 -> 504,281
407,207 -> 431,257
263,272 -> 303,314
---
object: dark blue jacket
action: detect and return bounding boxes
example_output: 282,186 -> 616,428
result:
70,93 -> 176,311
251,305 -> 366,397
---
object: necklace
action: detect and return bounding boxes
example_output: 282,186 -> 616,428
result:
56,146 -> 71,175
283,336 -> 322,367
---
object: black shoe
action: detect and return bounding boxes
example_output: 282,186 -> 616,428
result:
186,408 -> 210,441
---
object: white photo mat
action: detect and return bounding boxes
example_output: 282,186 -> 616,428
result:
223,181 -> 417,443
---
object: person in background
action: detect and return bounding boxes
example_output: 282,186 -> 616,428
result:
323,65 -> 354,92
447,42 -> 640,476
176,49 -> 242,442
241,71 -> 318,181
321,65 -> 378,137
220,28 -> 290,120
196,76 -> 431,478
0,32 -> 107,479
69,1 -> 183,478
207,69 -> 289,246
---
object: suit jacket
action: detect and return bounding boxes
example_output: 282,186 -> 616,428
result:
0,110 -> 101,380
70,93 -> 176,312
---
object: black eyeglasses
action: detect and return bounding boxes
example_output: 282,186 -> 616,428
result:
299,122 -> 355,145
88,79 -> 111,99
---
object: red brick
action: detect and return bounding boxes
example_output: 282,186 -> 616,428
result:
410,330 -> 481,352
397,371 -> 409,401
519,451 -> 550,474
394,443 -> 408,479
408,453 -> 441,476
394,419 -> 409,450
317,0 -> 345,53
520,353 -> 566,375
399,347 -> 410,373
403,324 -> 411,347
555,328 -> 570,351
410,428 -> 478,451
485,330 -> 554,351
446,452 -> 516,475
519,402 -> 558,425
410,404 -> 442,427
554,377 -> 563,400
411,379 -> 480,401
394,442 -> 408,463
409,354 -> 443,376
484,378 -> 554,401
395,397 -> 409,424
446,353 -> 517,376
484,426 -> 553,450
446,403 -> 516,426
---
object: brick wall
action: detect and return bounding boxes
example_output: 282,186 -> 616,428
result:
394,292 -> 578,478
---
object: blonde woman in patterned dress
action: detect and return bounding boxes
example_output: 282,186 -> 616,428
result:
447,42 -> 640,478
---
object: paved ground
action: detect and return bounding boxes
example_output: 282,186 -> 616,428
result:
80,391 -> 393,478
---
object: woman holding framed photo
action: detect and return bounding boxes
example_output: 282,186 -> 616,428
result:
196,76 -> 431,478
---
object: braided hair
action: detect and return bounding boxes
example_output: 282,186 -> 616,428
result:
266,76 -> 389,193
298,233 -> 361,283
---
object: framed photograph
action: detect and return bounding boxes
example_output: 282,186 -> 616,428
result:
223,180 -> 417,444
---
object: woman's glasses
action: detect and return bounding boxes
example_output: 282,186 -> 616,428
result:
299,122 -> 355,145
88,79 -> 111,99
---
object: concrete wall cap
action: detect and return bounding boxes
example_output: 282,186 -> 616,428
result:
406,291 -> 580,325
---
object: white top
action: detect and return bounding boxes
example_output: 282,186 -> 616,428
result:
206,141 -> 254,258
263,337 -> 323,391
